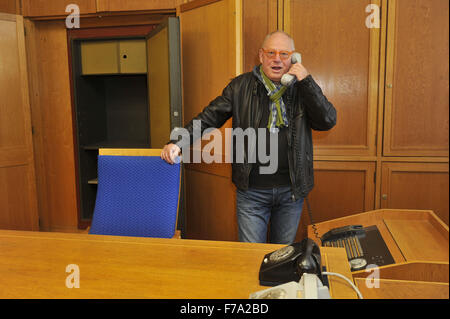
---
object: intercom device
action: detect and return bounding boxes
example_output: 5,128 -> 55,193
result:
281,52 -> 302,86
321,224 -> 395,271
258,237 -> 322,286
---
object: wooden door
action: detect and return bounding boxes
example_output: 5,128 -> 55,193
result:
0,14 -> 39,230
147,17 -> 182,148
284,0 -> 380,156
179,0 -> 241,240
381,162 -> 449,225
383,0 -> 449,157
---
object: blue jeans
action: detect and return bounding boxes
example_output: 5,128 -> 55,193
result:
236,186 -> 303,244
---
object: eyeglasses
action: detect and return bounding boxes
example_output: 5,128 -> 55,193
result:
261,48 -> 294,60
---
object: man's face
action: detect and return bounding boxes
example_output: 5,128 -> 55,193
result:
259,33 -> 294,83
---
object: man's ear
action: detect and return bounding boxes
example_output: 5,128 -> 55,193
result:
258,49 -> 264,64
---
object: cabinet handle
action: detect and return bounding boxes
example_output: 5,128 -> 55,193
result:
386,84 -> 392,88
382,194 -> 388,200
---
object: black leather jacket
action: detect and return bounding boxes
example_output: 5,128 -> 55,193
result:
172,71 -> 336,200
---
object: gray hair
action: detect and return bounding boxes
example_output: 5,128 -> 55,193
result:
261,30 -> 295,50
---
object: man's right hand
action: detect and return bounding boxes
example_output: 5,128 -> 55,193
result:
161,143 -> 181,164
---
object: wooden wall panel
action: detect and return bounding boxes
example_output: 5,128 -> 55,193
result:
285,0 -> 379,156
242,0 -> 278,73
383,0 -> 449,156
381,162 -> 449,225
22,0 -> 97,17
295,161 -> 376,241
0,166 -> 36,229
0,14 -> 39,230
97,0 -> 182,12
0,0 -> 20,14
0,17 -> 26,149
25,20 -> 79,232
185,169 -> 237,241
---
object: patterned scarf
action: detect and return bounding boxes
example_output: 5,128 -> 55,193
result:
256,65 -> 289,132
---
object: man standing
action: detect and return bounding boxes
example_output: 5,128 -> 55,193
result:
161,31 -> 336,244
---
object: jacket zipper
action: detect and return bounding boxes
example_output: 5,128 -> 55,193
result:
246,81 -> 264,178
286,91 -> 297,201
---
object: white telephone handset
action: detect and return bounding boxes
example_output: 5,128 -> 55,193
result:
281,52 -> 302,86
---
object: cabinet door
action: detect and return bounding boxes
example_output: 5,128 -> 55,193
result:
0,14 -> 39,230
383,0 -> 449,156
381,162 -> 449,225
295,161 -> 376,241
179,0 -> 241,241
146,17 -> 182,148
284,0 -> 380,156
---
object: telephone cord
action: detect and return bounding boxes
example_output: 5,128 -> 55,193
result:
322,271 -> 364,299
305,197 -> 320,241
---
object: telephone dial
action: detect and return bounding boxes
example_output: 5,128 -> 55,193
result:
258,237 -> 322,286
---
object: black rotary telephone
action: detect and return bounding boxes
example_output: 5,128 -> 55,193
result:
258,238 -> 323,286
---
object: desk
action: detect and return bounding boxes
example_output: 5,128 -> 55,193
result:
0,230 -> 356,299
308,209 -> 449,299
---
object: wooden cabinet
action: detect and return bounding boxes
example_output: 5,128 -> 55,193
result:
2,0 -> 446,236
81,41 -> 119,74
21,18 -> 180,231
80,39 -> 147,75
381,162 -> 449,225
295,161 -> 376,241
282,0 -> 449,241
0,14 -> 39,230
20,0 -> 189,17
383,0 -> 449,157
284,0 -> 382,239
177,0 -> 277,241
0,1 -> 20,14
68,22 -> 181,224
180,0 -> 448,241
96,0 -> 184,13
22,0 -> 97,17
285,0 -> 380,157
307,162 -> 376,222
119,40 -> 147,74
377,0 -> 449,226
179,0 -> 239,240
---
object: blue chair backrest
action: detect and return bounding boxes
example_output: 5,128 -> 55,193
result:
89,155 -> 181,238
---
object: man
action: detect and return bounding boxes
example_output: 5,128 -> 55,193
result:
161,31 -> 336,244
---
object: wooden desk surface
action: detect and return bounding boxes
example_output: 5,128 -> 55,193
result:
0,230 -> 357,299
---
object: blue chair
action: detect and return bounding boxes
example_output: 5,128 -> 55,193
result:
89,148 -> 181,238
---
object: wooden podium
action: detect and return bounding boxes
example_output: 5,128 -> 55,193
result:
308,209 -> 449,299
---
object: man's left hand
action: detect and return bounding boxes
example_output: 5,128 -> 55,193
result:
287,63 -> 309,82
